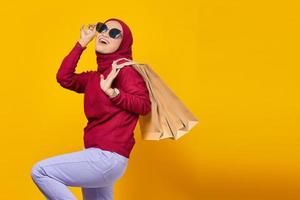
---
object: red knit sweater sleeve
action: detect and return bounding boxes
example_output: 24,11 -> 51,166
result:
56,41 -> 91,93
110,66 -> 151,116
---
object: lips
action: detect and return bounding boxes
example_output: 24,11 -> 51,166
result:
99,37 -> 109,44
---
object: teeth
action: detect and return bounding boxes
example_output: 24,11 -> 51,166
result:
99,38 -> 108,44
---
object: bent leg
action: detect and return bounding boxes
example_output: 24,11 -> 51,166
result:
30,147 -> 116,199
81,185 -> 113,200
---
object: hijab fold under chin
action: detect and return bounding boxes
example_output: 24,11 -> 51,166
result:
95,18 -> 133,73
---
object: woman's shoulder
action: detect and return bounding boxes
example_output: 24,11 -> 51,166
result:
116,65 -> 146,89
118,65 -> 139,77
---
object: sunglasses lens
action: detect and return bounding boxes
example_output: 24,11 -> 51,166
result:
96,22 -> 104,32
100,25 -> 108,33
96,23 -> 107,33
110,28 -> 121,38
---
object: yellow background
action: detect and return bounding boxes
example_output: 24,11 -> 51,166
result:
0,0 -> 299,199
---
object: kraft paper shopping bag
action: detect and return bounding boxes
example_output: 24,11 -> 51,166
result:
112,58 -> 199,140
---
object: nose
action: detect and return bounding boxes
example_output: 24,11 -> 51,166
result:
100,31 -> 110,39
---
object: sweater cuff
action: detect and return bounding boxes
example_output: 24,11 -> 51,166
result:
76,41 -> 87,51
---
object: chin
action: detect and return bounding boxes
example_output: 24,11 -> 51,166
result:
95,45 -> 116,54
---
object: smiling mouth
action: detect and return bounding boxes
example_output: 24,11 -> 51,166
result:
99,38 -> 109,45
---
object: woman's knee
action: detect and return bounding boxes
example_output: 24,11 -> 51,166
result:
31,161 -> 45,180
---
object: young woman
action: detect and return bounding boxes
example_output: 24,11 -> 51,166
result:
31,18 -> 151,200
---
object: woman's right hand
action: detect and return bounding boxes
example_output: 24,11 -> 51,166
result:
79,24 -> 96,47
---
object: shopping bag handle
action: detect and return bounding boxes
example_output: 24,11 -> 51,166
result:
112,57 -> 138,69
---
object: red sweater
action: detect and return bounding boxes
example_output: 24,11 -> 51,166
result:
56,41 -> 151,158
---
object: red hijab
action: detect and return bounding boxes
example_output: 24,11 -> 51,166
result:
95,18 -> 133,73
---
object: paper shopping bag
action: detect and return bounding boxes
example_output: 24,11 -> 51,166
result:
112,58 -> 199,140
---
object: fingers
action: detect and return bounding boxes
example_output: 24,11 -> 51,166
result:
110,68 -> 120,80
114,68 -> 120,77
88,24 -> 97,32
99,69 -> 120,91
117,68 -> 121,74
107,67 -> 120,80
101,65 -> 120,79
88,24 -> 94,30
81,24 -> 96,32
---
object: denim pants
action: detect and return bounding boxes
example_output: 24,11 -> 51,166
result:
31,147 -> 128,200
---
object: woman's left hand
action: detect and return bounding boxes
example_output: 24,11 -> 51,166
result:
100,66 -> 120,95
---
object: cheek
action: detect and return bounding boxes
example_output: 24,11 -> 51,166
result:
110,40 -> 122,50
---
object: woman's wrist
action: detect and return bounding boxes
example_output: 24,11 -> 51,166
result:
105,88 -> 114,96
78,39 -> 88,48
105,88 -> 120,98
111,88 -> 120,98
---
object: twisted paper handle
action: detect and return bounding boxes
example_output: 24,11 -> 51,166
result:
112,57 -> 138,69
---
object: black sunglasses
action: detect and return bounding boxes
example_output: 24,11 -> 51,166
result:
96,22 -> 122,39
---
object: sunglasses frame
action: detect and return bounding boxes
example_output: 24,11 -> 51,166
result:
96,22 -> 122,39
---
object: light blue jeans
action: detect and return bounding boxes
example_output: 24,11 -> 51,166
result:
31,147 -> 128,200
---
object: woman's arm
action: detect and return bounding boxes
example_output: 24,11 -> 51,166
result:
109,66 -> 151,116
56,41 -> 91,93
